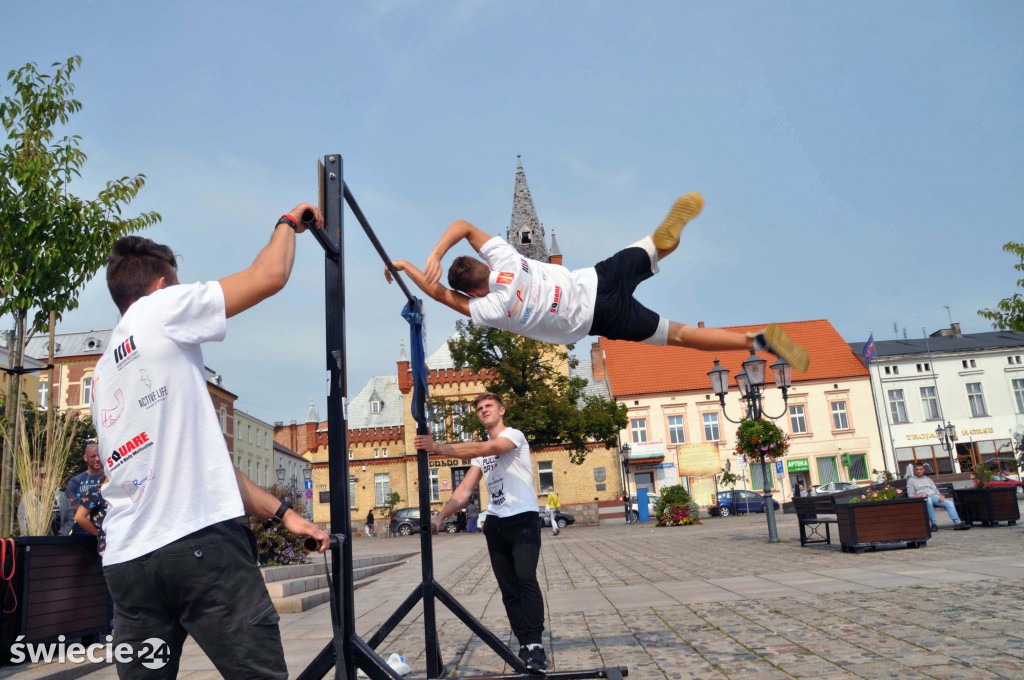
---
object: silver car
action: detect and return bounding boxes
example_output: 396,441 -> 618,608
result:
812,481 -> 858,496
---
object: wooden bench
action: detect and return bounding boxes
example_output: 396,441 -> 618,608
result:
793,495 -> 839,546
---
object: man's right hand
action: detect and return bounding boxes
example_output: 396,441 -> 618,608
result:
414,433 -> 436,453
385,260 -> 407,284
430,518 -> 441,535
286,203 -> 324,233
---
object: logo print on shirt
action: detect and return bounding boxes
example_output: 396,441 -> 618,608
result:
550,286 -> 562,314
123,469 -> 155,502
107,431 -> 154,470
113,336 -> 140,370
138,385 -> 169,410
496,272 -> 514,285
507,285 -> 526,318
521,284 -> 540,324
520,259 -> 530,273
139,369 -> 152,390
101,389 -> 124,429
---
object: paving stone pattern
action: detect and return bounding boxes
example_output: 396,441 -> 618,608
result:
10,509 -> 1024,679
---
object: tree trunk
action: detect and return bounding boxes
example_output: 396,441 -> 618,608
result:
1,328 -> 15,535
45,311 -> 56,463
2,314 -> 27,536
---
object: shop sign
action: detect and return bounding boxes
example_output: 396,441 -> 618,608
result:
786,458 -> 810,472
428,458 -> 460,468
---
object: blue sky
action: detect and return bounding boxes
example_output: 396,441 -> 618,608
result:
3,2 -> 1023,425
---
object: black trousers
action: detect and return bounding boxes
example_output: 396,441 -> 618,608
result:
483,511 -> 545,646
103,519 -> 287,679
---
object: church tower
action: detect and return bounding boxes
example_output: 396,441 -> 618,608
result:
507,156 -> 551,262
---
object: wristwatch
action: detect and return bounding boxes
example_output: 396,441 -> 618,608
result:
272,498 -> 293,523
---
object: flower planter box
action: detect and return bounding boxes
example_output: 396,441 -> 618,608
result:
955,488 -> 1020,527
836,498 -> 930,553
1,536 -> 109,664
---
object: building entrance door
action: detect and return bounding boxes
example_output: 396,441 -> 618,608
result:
788,473 -> 809,499
634,472 -> 655,494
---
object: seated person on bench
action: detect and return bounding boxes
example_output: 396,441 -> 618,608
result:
906,464 -> 971,531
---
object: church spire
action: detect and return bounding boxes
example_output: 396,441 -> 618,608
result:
507,155 -> 549,261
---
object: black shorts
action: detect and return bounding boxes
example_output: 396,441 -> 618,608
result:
588,245 -> 660,342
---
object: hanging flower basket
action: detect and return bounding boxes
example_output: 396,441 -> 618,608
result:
733,418 -> 789,463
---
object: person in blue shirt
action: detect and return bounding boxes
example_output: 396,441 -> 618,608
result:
66,442 -> 105,535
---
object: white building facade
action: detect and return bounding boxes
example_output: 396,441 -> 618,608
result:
234,410 -> 275,488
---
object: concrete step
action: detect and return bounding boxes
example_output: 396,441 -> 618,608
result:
263,552 -> 414,613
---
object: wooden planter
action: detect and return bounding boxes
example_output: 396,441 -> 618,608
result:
956,487 -> 1021,527
836,498 -> 930,553
1,536 -> 109,663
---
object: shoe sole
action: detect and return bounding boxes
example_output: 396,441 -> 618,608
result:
764,323 -> 810,372
652,193 -> 704,251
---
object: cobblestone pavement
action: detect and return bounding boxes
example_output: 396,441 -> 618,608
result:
11,509 -> 1024,679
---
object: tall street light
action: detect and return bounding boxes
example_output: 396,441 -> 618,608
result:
619,443 -> 632,523
303,467 -> 314,521
708,351 -> 792,542
936,421 -> 957,471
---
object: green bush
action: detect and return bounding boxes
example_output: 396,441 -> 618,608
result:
247,484 -> 311,566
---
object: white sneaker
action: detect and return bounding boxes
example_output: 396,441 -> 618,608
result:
552,528 -> 560,536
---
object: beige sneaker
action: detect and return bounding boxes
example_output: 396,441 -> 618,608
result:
763,324 -> 810,373
652,193 -> 704,250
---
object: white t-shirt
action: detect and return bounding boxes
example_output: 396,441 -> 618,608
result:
91,282 -> 244,565
471,427 -> 537,518
468,237 -> 598,345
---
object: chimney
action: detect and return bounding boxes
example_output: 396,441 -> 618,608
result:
697,321 -> 705,328
951,322 -> 961,336
591,342 -> 606,381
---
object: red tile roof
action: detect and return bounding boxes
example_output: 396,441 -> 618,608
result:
600,319 -> 868,398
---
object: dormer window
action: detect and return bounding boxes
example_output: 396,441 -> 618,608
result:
520,229 -> 532,245
371,399 -> 384,414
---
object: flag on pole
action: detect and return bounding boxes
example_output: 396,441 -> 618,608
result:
862,332 -> 876,362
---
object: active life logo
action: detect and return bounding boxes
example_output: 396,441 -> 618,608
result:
8,635 -> 170,669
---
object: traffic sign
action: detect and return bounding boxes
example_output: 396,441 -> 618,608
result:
304,478 -> 313,490
775,460 -> 784,475
305,489 -> 313,500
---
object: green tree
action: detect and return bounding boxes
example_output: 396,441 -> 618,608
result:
446,320 -> 627,464
0,56 -> 160,534
978,241 -> 1024,332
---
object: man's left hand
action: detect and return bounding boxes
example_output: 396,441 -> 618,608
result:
414,434 -> 435,453
282,511 -> 329,553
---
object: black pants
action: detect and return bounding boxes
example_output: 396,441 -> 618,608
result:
103,520 -> 286,679
483,511 -> 545,646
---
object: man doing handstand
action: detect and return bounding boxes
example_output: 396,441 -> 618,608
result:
387,193 -> 810,371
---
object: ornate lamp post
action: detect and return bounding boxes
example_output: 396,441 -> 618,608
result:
935,421 -> 957,471
708,351 -> 792,542
276,465 -> 285,484
303,467 -> 314,521
620,443 -> 632,523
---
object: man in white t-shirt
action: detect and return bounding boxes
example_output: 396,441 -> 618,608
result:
386,193 -> 809,372
414,393 -> 549,673
91,203 -> 329,679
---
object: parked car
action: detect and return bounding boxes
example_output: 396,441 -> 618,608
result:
812,481 -> 858,496
709,490 -> 780,517
538,508 -> 576,529
627,494 -> 660,522
389,507 -> 458,536
979,474 -> 1024,494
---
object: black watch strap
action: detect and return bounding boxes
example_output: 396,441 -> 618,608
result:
273,498 -> 292,523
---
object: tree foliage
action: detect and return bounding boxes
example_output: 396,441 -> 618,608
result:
446,320 -> 627,464
0,56 -> 161,332
978,241 -> 1024,332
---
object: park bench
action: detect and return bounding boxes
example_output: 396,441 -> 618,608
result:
793,495 -> 839,546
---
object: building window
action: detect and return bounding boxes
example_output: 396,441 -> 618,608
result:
538,461 -> 554,491
452,402 -> 471,441
429,469 -> 440,503
630,418 -> 648,443
382,448 -> 388,457
220,407 -> 227,434
349,476 -> 357,509
82,377 -> 93,406
884,366 -> 890,375
887,389 -> 908,424
427,402 -> 445,439
38,381 -> 48,409
374,473 -> 391,507
919,386 -> 940,421
895,445 -> 954,475
916,363 -> 930,373
374,448 -> 379,458
370,399 -> 383,414
848,454 -> 869,480
789,405 -> 807,434
1014,379 -> 1024,414
817,457 -> 840,485
750,463 -> 775,490
667,416 -> 685,445
248,425 -> 253,443
884,365 -> 900,375
966,383 -> 987,417
962,359 -> 977,369
702,413 -> 720,442
1010,355 -> 1022,365
830,401 -> 849,430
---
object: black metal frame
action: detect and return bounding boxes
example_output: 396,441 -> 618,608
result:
296,154 -> 627,680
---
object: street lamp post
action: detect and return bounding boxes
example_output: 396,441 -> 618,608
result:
276,465 -> 285,485
708,351 -> 792,542
620,443 -> 632,523
303,467 -> 313,521
936,421 -> 957,471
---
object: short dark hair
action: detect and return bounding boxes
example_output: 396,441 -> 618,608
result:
475,392 -> 504,408
106,236 -> 178,313
448,256 -> 489,293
